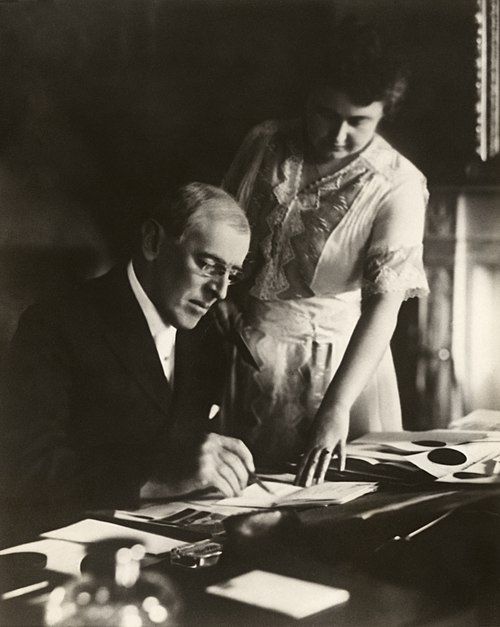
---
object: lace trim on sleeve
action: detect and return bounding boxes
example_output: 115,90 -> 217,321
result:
362,244 -> 429,301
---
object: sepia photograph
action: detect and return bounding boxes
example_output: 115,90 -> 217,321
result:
0,0 -> 499,625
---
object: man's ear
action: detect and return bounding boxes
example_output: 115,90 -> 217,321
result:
141,219 -> 164,261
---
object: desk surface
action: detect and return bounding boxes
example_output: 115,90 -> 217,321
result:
2,486 -> 500,627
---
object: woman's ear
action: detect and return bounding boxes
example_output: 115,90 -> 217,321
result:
141,219 -> 164,261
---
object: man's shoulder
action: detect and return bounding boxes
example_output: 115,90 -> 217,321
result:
18,265 -> 126,330
77,264 -> 129,305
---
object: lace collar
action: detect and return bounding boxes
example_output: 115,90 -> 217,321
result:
272,128 -> 391,207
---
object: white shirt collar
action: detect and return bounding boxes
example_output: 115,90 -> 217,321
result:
127,260 -> 177,359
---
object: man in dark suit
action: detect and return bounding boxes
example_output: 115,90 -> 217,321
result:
0,182 -> 254,529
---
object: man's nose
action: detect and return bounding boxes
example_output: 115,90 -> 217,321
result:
209,273 -> 230,300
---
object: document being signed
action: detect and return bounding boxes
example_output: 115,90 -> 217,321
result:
217,480 -> 377,508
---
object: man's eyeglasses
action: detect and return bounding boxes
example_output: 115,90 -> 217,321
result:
193,255 -> 245,285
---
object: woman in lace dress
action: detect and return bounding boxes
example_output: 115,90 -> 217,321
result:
216,22 -> 429,485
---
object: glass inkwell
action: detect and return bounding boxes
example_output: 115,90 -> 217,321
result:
44,538 -> 181,627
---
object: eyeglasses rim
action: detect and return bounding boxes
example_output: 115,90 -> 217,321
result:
194,255 -> 247,284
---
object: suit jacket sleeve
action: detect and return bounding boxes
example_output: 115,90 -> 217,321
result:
1,303 -> 141,509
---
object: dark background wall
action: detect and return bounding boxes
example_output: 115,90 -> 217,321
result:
0,0 -> 481,424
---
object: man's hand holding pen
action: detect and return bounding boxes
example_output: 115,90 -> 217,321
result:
193,432 -> 255,497
141,432 -> 256,500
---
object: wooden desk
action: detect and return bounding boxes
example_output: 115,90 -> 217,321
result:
2,487 -> 500,626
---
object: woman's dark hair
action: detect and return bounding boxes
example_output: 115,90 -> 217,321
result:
315,18 -> 409,116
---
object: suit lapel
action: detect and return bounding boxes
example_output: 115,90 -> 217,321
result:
89,267 -> 172,415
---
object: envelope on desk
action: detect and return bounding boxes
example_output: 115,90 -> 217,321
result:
207,570 -> 349,619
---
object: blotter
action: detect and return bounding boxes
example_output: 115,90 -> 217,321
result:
206,570 -> 349,619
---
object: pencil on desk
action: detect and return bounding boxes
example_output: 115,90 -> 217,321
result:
250,473 -> 274,495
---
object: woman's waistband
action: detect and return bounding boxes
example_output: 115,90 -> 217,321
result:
244,296 -> 360,341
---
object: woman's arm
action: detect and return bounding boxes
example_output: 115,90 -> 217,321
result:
295,290 -> 404,486
296,165 -> 429,487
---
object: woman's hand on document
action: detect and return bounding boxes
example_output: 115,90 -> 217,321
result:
295,404 -> 349,487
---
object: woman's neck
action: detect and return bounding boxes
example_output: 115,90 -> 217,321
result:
300,152 -> 357,189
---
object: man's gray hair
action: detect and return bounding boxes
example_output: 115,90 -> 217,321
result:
155,182 -> 249,240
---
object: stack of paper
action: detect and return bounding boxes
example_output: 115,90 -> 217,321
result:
217,480 -> 378,508
330,430 -> 500,485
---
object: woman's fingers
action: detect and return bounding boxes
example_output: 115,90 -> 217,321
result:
294,449 -> 310,486
295,444 -> 340,487
315,447 -> 333,483
303,449 -> 321,487
295,447 -> 322,487
337,439 -> 347,472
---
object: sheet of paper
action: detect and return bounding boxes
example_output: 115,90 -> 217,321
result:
449,409 -> 500,431
206,570 -> 349,619
345,444 -> 416,460
128,499 -> 262,519
355,429 -> 498,446
408,441 -> 500,478
121,498 -> 247,519
437,453 -> 500,483
42,518 -> 186,555
217,481 -> 376,508
217,482 -> 301,508
278,481 -> 377,505
257,472 -> 296,484
0,539 -> 86,577
115,501 -> 189,520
